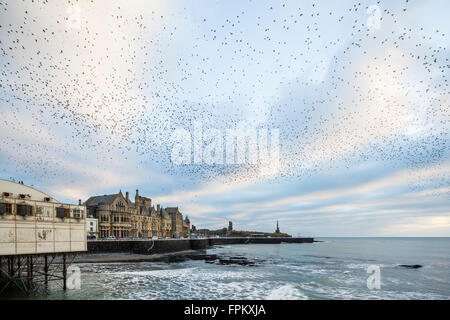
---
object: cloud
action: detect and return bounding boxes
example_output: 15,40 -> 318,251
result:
176,161 -> 450,234
231,162 -> 450,211
1,1 -> 449,236
377,215 -> 450,237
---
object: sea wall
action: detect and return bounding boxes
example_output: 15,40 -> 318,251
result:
208,237 -> 314,245
87,237 -> 313,254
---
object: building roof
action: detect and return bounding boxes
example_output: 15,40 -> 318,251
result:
84,193 -> 118,206
0,179 -> 60,203
165,207 -> 179,214
160,208 -> 170,219
138,196 -> 152,202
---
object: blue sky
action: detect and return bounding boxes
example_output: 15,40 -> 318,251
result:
0,0 -> 449,236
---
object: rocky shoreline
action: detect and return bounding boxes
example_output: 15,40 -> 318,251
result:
74,249 -> 263,266
74,250 -> 202,264
73,251 -> 425,269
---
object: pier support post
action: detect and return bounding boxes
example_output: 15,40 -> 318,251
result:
44,255 -> 48,286
30,256 -> 33,282
17,256 -> 21,279
9,256 -> 14,277
26,256 -> 31,293
62,253 -> 67,290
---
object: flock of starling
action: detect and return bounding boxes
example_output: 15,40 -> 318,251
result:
0,0 -> 448,191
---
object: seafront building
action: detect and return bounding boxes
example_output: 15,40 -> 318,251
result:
85,190 -> 190,239
86,215 -> 99,239
0,179 -> 87,255
0,179 -> 87,292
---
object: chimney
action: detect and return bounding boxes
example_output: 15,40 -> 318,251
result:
126,191 -> 129,202
78,199 -> 82,205
157,204 -> 160,212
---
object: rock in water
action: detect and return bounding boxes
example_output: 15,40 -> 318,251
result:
399,264 -> 423,269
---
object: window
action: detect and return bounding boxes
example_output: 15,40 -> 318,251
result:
115,201 -> 125,211
73,209 -> 83,219
56,207 -> 64,218
17,204 -> 32,216
100,229 -> 108,238
90,222 -> 93,226
0,203 -> 12,214
56,207 -> 70,218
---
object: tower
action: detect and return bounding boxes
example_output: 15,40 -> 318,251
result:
135,189 -> 140,214
228,221 -> 233,232
275,220 -> 280,234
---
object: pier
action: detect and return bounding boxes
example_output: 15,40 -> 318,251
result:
0,252 -> 81,295
0,180 -> 87,294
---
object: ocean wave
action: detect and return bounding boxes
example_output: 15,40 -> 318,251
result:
266,284 -> 309,300
346,263 -> 394,269
110,266 -> 267,282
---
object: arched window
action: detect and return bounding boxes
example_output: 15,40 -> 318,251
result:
116,201 -> 126,211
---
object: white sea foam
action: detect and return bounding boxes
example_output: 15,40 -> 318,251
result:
346,263 -> 393,269
266,284 -> 308,300
279,263 -> 330,275
111,267 -> 266,281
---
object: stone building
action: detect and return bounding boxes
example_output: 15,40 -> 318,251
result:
165,207 -> 182,238
182,216 -> 191,238
85,189 -> 189,239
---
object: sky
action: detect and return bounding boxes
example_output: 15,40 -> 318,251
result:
0,0 -> 449,236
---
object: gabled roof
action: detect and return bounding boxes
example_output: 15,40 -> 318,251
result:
160,208 -> 170,219
85,194 -> 118,206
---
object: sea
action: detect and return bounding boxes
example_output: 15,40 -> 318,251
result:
3,237 -> 450,300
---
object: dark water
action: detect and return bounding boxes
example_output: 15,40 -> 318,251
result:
3,238 -> 450,299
